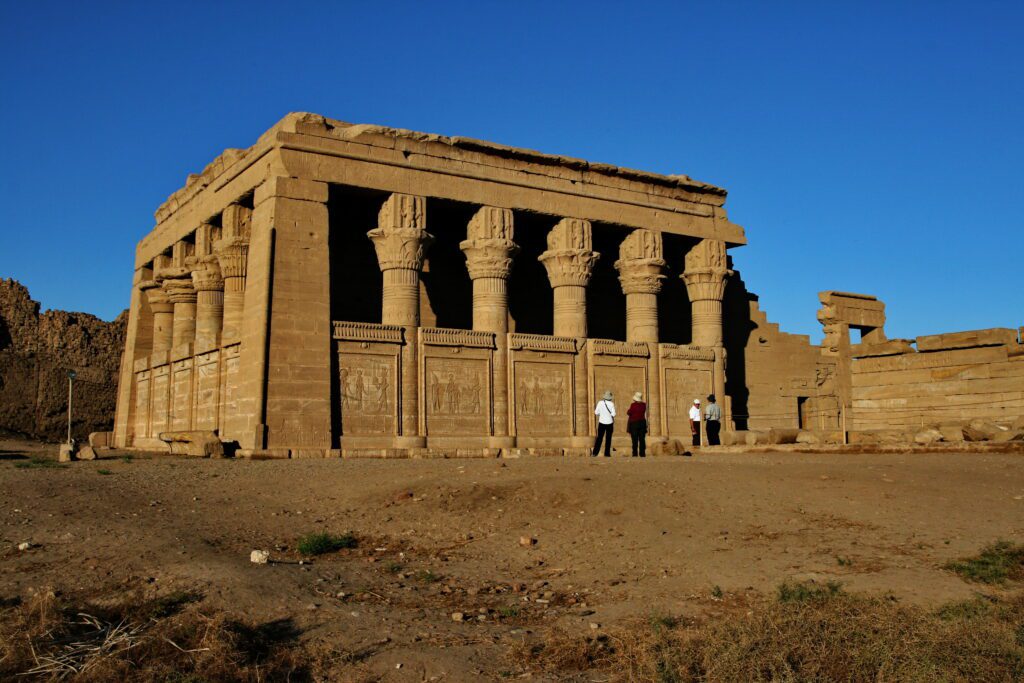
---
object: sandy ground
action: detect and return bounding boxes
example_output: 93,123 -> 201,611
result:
1,438 -> 1022,680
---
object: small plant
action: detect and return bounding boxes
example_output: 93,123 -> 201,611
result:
836,556 -> 853,567
498,605 -> 519,618
944,540 -> 1024,584
777,579 -> 843,603
120,455 -> 134,463
711,585 -> 724,599
14,458 -> 66,470
936,596 -> 993,621
649,613 -> 678,631
296,532 -> 356,556
415,570 -> 441,583
97,469 -> 113,475
385,562 -> 404,574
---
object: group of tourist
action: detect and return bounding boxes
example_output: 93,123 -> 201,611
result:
592,391 -> 721,457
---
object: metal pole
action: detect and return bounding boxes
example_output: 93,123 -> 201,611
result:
66,370 -> 76,446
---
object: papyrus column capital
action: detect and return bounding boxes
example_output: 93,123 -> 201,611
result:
539,218 -> 599,288
460,206 -> 519,280
681,238 -> 732,302
368,194 -> 434,272
139,279 -> 173,313
615,229 -> 666,295
191,256 -> 224,292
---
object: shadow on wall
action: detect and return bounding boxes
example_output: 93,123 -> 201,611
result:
723,261 -> 758,431
658,234 -> 695,345
328,185 -> 388,325
508,210 -> 557,335
421,198 -> 475,330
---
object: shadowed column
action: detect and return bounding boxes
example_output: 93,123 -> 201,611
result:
461,205 -> 519,448
539,218 -> 599,338
158,241 -> 198,351
140,278 -> 174,353
214,204 -> 251,346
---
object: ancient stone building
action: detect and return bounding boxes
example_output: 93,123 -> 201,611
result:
111,113 -> 1022,455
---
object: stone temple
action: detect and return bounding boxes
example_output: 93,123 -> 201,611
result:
111,113 -> 1024,456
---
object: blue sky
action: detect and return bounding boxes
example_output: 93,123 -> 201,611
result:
1,1 -> 1020,342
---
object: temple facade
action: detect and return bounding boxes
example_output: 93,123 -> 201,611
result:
111,113 -> 1022,456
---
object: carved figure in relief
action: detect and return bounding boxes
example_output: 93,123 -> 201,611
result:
340,362 -> 392,416
427,368 -> 484,417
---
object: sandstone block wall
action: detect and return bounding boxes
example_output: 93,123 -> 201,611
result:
851,329 -> 1024,429
0,279 -> 126,441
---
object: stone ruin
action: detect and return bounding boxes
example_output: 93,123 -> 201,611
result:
106,113 -> 1023,456
0,279 -> 126,441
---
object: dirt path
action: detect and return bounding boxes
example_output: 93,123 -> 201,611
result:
2,441 -> 1022,680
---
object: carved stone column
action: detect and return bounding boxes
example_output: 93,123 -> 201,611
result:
367,193 -> 434,327
157,241 -> 198,351
539,218 -> 599,338
682,239 -> 733,429
682,239 -> 731,347
140,279 -> 174,353
192,257 -> 224,350
461,206 -> 518,334
461,206 -> 519,449
615,229 -> 665,343
214,203 -> 251,345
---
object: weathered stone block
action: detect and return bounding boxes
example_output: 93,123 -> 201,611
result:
916,328 -> 1018,352
77,445 -> 97,460
88,431 -> 111,448
159,430 -> 224,457
58,443 -> 75,462
914,428 -> 943,445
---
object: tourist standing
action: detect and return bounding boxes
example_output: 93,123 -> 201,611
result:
592,390 -> 616,457
626,392 -> 647,457
704,394 -> 722,445
688,398 -> 702,447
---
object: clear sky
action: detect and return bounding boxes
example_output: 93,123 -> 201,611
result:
1,1 -> 1020,342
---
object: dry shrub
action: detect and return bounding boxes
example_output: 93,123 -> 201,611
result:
512,588 -> 1024,682
0,589 -> 320,681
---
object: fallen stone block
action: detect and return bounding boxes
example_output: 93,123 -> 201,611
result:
745,431 -> 769,446
964,419 -> 1006,442
58,443 -> 76,462
77,445 -> 97,461
991,429 -> 1024,443
796,431 -> 820,444
848,430 -> 910,445
158,431 -> 225,458
938,423 -> 965,443
721,431 -> 747,446
88,431 -> 111,448
768,428 -> 800,445
649,439 -> 685,456
914,427 -> 944,445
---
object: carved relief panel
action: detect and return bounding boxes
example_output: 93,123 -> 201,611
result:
339,353 -> 398,435
170,357 -> 193,431
424,357 -> 489,435
194,351 -> 220,432
513,360 -> 573,436
220,344 -> 241,431
150,365 -> 170,436
134,370 -> 151,440
592,364 -> 647,433
663,365 -> 713,436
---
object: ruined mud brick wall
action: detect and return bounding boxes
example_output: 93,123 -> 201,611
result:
850,328 -> 1024,430
0,279 -> 127,440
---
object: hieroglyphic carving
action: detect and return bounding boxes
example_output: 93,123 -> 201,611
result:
660,344 -> 716,361
592,365 -> 646,431
221,344 -> 241,425
508,333 -> 579,354
150,366 -> 169,435
339,354 -> 397,435
194,352 -> 219,431
170,357 -> 193,430
513,361 -> 572,435
591,339 -> 650,357
333,321 -> 405,344
134,370 -> 151,439
424,358 -> 488,435
421,327 -> 495,349
663,367 -> 713,434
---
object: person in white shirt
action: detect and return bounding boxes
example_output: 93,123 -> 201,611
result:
592,390 -> 616,457
688,398 -> 702,447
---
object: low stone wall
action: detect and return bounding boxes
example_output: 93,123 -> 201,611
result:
851,328 -> 1024,430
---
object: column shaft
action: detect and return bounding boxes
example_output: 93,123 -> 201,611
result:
553,285 -> 587,337
222,278 -> 245,343
539,217 -> 598,338
472,277 -> 508,333
382,268 -> 421,326
195,289 -> 224,348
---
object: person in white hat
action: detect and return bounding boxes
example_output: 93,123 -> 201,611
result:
688,398 -> 702,447
626,391 -> 647,457
592,390 -> 616,457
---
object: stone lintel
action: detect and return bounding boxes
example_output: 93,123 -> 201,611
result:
254,175 -> 329,206
916,328 -> 1019,353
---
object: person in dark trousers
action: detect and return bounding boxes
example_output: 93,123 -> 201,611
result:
626,391 -> 647,457
689,398 -> 702,447
704,394 -> 722,445
592,390 -> 616,457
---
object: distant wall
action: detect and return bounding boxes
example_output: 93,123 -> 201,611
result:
0,279 -> 127,441
851,328 -> 1024,429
